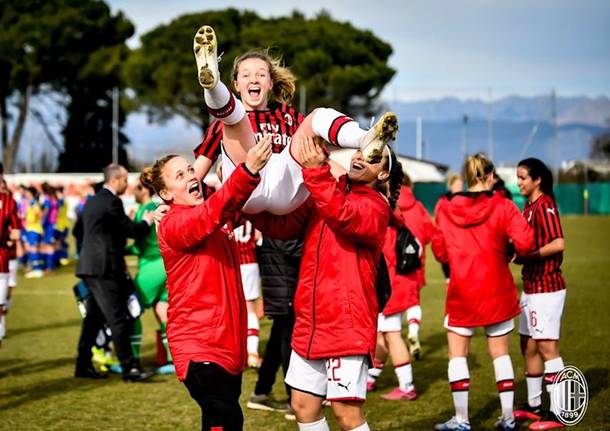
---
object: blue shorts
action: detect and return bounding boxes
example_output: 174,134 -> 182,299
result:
43,225 -> 55,244
54,228 -> 68,242
24,230 -> 42,246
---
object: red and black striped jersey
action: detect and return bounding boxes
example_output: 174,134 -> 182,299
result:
234,221 -> 258,265
193,102 -> 304,161
0,191 -> 20,248
521,194 -> 566,294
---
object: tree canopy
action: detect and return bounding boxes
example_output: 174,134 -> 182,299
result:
124,9 -> 396,132
0,0 -> 134,172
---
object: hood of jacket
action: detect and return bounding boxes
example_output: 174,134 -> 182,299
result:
443,191 -> 498,227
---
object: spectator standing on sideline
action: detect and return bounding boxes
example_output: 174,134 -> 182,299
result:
74,164 -> 154,381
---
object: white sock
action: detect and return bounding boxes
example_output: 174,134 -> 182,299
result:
0,272 -> 9,338
525,372 -> 543,408
349,422 -> 371,431
493,355 -> 515,421
407,306 -> 422,337
394,362 -> 414,391
408,322 -> 420,338
448,357 -> 470,423
204,81 -> 245,125
311,108 -> 365,148
544,357 -> 564,415
298,417 -> 330,431
247,311 -> 260,355
367,361 -> 384,383
0,314 -> 5,339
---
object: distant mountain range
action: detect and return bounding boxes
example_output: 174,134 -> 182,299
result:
387,95 -> 610,126
384,95 -> 610,171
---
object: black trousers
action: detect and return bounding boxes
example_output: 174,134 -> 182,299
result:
76,276 -> 135,370
254,312 -> 295,400
184,361 -> 243,431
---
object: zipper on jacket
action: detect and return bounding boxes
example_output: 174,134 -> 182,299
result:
225,234 -> 246,367
306,223 -> 326,358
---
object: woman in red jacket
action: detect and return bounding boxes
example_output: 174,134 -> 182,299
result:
396,174 -> 434,358
366,210 -> 419,402
249,135 -> 402,431
432,154 -> 535,431
143,137 -> 271,431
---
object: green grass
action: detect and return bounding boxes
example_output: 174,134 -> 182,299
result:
0,216 -> 608,430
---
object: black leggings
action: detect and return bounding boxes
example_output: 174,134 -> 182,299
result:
183,361 -> 243,431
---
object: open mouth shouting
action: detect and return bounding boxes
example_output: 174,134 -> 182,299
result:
351,161 -> 365,172
188,180 -> 201,199
248,85 -> 262,100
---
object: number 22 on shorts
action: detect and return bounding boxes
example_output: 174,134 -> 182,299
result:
326,357 -> 341,382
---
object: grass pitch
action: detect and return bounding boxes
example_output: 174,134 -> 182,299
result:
0,216 -> 608,430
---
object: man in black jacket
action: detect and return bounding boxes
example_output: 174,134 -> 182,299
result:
74,164 -> 153,381
247,237 -> 302,418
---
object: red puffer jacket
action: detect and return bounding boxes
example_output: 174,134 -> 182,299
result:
158,164 -> 260,380
250,164 -> 390,361
381,212 -> 419,316
432,192 -> 534,327
397,186 -> 434,287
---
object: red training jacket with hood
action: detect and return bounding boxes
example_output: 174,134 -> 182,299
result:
432,191 -> 535,327
249,164 -> 390,361
397,185 -> 434,287
381,211 -> 419,316
158,164 -> 261,381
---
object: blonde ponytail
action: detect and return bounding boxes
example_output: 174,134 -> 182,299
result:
463,153 -> 494,188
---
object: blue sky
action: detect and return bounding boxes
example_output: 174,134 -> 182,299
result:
108,0 -> 610,101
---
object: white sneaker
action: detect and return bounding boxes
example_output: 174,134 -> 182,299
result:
193,25 -> 219,89
360,112 -> 399,163
435,416 -> 471,431
25,269 -> 44,279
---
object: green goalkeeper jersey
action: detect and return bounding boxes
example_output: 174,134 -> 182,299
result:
132,201 -> 161,261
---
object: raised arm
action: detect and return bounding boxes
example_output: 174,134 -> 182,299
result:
193,119 -> 223,180
162,164 -> 261,251
162,137 -> 271,251
304,164 -> 388,246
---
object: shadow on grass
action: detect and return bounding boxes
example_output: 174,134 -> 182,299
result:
584,367 -> 608,401
0,357 -> 74,378
0,375 -> 99,411
8,318 -> 81,337
0,373 -> 167,412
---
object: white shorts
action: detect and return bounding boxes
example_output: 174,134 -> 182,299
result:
8,259 -> 17,288
239,262 -> 260,301
221,140 -> 310,215
285,350 -> 369,402
519,290 -> 566,340
377,312 -> 403,333
444,315 -> 514,337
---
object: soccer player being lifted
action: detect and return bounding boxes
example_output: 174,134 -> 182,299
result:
191,25 -> 399,216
